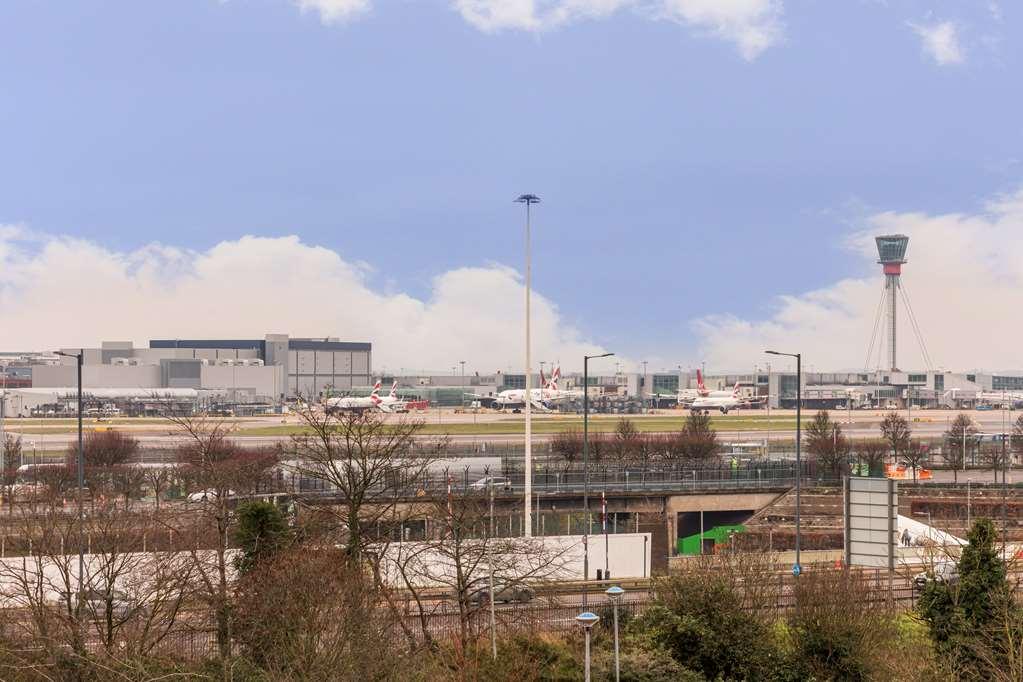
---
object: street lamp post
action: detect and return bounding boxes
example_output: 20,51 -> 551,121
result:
605,586 -> 625,682
55,351 -> 85,615
766,350 -> 801,576
641,360 -> 648,413
583,352 -> 614,604
575,611 -> 600,682
516,193 -> 540,537
459,360 -> 466,411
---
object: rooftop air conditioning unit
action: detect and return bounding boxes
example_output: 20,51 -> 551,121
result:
250,359 -> 264,366
129,358 -> 144,366
112,358 -> 130,366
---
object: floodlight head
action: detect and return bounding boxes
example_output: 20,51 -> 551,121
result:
586,352 -> 615,361
514,194 -> 542,204
575,611 -> 600,629
605,585 -> 625,600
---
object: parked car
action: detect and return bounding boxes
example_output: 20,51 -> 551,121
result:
60,588 -> 137,620
461,579 -> 534,606
187,489 -> 235,503
469,476 -> 512,491
913,561 -> 959,589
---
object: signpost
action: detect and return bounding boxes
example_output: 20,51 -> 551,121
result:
844,476 -> 898,571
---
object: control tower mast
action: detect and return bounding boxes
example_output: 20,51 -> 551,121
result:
875,234 -> 909,371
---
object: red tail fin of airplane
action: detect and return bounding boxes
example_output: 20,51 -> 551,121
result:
540,368 -> 547,390
389,381 -> 398,399
697,369 -> 708,396
732,382 -> 741,397
551,366 -> 561,390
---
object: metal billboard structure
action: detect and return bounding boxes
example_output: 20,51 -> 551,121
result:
844,476 -> 898,570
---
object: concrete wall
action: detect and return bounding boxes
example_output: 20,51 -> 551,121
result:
381,533 -> 652,588
201,365 -> 285,399
32,365 -> 163,389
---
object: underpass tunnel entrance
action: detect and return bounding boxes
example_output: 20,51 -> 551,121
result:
677,510 -> 754,555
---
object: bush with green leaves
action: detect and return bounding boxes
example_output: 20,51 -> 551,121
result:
636,573 -> 788,681
919,517 -> 1016,678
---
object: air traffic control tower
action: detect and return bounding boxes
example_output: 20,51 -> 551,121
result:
875,234 -> 909,371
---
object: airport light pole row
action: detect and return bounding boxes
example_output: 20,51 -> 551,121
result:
765,349 -> 801,576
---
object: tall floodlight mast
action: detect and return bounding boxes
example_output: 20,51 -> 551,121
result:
875,234 -> 909,371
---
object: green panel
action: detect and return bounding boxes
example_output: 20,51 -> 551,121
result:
677,524 -> 746,556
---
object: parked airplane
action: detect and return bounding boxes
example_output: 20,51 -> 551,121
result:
375,381 -> 408,413
325,381 -> 382,413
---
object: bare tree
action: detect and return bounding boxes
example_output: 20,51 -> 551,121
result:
944,413 -> 978,483
855,439 -> 888,477
901,438 -> 930,483
804,410 -> 850,479
982,443 -> 1012,484
78,429 -> 140,469
1012,414 -> 1023,468
611,418 -> 641,463
550,428 -> 583,470
234,544 -> 411,680
0,501 -> 194,676
285,406 -> 443,576
680,412 -> 719,464
162,411 -> 278,667
880,412 -> 911,463
388,486 -> 570,651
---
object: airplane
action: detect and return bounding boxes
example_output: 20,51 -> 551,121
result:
325,381 -> 382,413
689,383 -> 744,414
375,381 -> 409,413
539,366 -> 584,403
469,367 -> 561,411
689,381 -> 767,414
677,370 -> 735,406
695,369 -> 738,398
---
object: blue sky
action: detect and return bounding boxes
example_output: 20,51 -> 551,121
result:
2,1 -> 1022,372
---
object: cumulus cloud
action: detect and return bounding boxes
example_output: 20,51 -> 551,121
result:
292,0 -> 370,24
451,0 -> 783,59
693,188 -> 1023,372
909,20 -> 965,65
0,232 -> 606,373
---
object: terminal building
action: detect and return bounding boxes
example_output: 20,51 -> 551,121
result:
690,369 -> 1023,410
0,334 -> 371,417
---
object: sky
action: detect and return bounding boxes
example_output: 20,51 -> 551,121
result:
1,1 -> 1022,374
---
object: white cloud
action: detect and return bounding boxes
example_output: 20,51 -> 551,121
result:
0,232 -> 607,373
451,0 -> 783,59
453,0 -> 630,32
909,20 -> 965,65
292,0 -> 370,24
692,188 -> 1023,372
657,0 -> 783,61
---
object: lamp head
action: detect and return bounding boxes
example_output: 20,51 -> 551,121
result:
605,585 -> 625,600
514,194 -> 541,204
575,611 -> 600,629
